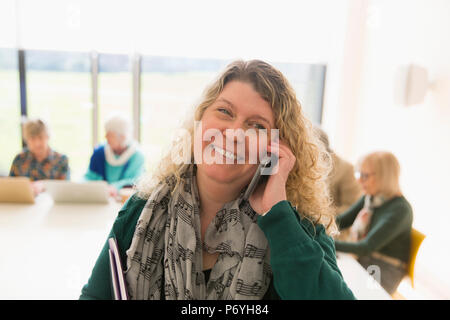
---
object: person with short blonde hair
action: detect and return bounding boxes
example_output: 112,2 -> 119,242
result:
9,118 -> 70,195
335,151 -> 413,294
81,60 -> 355,300
360,151 -> 401,199
22,118 -> 50,141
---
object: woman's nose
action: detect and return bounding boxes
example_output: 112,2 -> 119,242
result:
224,120 -> 247,143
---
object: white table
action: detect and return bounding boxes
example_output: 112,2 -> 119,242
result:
0,193 -> 122,299
337,253 -> 392,300
0,194 -> 391,300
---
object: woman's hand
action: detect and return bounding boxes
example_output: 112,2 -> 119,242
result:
107,185 -> 118,198
31,181 -> 45,196
249,140 -> 296,215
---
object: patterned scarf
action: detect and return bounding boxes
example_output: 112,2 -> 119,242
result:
105,141 -> 138,166
125,165 -> 272,300
349,194 -> 386,241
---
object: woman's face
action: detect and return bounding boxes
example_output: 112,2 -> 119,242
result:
106,131 -> 126,154
196,80 -> 275,186
26,133 -> 49,159
358,161 -> 379,196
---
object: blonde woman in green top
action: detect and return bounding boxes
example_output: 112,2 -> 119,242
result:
335,151 -> 413,294
80,60 -> 355,300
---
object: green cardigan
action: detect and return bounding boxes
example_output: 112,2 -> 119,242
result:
334,196 -> 413,263
80,195 -> 356,300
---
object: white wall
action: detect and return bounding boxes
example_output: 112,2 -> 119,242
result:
2,0 -> 350,63
324,0 -> 450,298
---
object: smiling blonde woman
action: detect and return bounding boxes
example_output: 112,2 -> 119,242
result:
335,151 -> 413,294
80,60 -> 355,300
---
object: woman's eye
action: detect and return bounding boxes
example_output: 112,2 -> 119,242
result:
251,123 -> 266,130
218,108 -> 231,116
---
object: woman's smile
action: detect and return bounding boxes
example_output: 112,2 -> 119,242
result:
209,143 -> 244,162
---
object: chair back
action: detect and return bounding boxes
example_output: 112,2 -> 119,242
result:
408,228 -> 426,288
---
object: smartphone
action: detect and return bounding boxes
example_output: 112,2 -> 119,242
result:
243,153 -> 278,201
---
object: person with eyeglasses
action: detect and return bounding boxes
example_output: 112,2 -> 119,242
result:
334,151 -> 413,294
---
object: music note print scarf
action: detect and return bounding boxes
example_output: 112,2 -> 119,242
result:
125,164 -> 272,300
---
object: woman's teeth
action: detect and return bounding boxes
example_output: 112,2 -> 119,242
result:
212,144 -> 238,161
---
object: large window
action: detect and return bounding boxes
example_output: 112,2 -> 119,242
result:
274,62 -> 326,124
140,57 -> 326,173
140,56 -> 230,173
2,48 -> 327,180
97,53 -> 132,143
26,50 -> 92,179
0,48 -> 21,174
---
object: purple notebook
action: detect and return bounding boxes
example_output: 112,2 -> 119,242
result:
108,237 -> 129,300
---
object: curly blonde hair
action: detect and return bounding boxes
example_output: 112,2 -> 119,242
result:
137,60 -> 337,235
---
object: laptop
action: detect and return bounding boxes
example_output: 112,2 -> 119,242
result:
0,177 -> 35,204
44,180 -> 110,204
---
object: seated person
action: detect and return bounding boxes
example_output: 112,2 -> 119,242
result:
85,115 -> 145,198
9,118 -> 70,195
334,151 -> 413,294
80,59 -> 355,300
